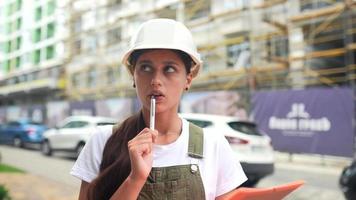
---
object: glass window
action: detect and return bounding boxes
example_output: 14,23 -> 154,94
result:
47,0 -> 55,16
15,56 -> 21,68
46,45 -> 55,60
107,27 -> 121,45
186,119 -> 213,128
35,6 -> 42,21
62,121 -> 89,129
33,49 -> 41,64
47,22 -> 55,38
226,33 -> 251,69
228,122 -> 262,136
88,68 -> 96,87
16,37 -> 21,50
16,18 -> 22,30
7,121 -> 21,126
96,122 -> 116,126
34,28 -> 41,42
16,0 -> 22,11
184,0 -> 211,21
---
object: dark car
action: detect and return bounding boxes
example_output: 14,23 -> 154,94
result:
340,160 -> 356,200
0,119 -> 48,147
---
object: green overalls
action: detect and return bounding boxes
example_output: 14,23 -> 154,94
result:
138,123 -> 206,200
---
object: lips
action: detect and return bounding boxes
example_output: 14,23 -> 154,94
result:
148,90 -> 165,99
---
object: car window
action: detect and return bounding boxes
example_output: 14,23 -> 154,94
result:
228,122 -> 262,136
185,119 -> 213,128
96,122 -> 116,126
62,121 -> 89,129
7,121 -> 21,126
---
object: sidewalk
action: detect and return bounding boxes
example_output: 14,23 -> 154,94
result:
274,151 -> 352,174
0,173 -> 78,200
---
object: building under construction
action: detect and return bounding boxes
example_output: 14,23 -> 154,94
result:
0,0 -> 355,116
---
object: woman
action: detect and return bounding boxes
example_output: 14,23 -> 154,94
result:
71,18 -> 247,200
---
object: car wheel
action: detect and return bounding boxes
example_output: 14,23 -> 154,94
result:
13,137 -> 23,148
75,143 -> 85,158
41,141 -> 52,156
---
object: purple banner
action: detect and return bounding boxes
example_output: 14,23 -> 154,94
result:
251,88 -> 354,157
69,100 -> 96,116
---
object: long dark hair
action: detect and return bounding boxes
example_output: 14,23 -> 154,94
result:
87,112 -> 145,200
87,50 -> 194,199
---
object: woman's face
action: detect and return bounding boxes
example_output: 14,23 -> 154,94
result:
133,49 -> 192,114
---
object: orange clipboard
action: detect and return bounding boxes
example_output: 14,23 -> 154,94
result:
223,180 -> 305,200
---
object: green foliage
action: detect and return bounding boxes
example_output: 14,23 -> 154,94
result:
0,185 -> 11,200
0,164 -> 24,173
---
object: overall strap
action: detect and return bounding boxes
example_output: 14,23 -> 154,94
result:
188,123 -> 204,159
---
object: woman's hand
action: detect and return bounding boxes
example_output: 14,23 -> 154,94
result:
128,128 -> 158,183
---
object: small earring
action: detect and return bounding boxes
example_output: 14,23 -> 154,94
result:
185,87 -> 189,91
133,83 -> 136,88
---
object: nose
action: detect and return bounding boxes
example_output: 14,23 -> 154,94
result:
151,71 -> 162,87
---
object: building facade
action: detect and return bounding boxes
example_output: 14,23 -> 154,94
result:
0,0 -> 355,123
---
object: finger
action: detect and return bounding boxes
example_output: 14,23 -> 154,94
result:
151,130 -> 158,143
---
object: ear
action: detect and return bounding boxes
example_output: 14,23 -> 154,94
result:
185,73 -> 193,90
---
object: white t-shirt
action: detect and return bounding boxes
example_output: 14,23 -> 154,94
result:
71,118 -> 247,199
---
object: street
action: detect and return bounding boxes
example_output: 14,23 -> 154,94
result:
0,145 -> 350,200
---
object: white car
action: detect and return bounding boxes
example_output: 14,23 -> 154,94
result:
179,113 -> 274,186
41,116 -> 117,157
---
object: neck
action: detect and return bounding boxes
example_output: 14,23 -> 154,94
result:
141,108 -> 181,135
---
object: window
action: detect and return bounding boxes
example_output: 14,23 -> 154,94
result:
74,17 -> 82,33
16,37 -> 21,50
5,22 -> 11,34
47,1 -> 55,16
16,18 -> 22,30
15,57 -> 21,68
47,22 -> 55,38
46,45 -> 55,60
107,68 -> 116,84
5,41 -> 11,53
34,28 -> 41,42
184,0 -> 211,21
186,119 -> 213,128
88,68 -> 96,87
73,40 -> 81,54
4,60 -> 11,72
72,73 -> 81,88
62,121 -> 89,129
33,49 -> 41,64
7,121 -> 21,126
15,0 -> 22,11
107,27 -> 121,45
228,122 -> 262,136
226,33 -> 251,69
35,7 -> 42,21
97,122 -> 116,126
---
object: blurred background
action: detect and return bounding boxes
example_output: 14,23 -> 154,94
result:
0,0 -> 355,199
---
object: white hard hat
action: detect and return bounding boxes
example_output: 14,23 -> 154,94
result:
122,18 -> 202,77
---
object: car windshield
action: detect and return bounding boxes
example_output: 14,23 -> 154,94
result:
228,121 -> 262,136
96,122 -> 116,126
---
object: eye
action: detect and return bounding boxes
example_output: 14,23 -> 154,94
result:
165,65 -> 176,73
140,64 -> 152,72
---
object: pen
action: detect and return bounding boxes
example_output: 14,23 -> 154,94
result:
150,96 -> 156,130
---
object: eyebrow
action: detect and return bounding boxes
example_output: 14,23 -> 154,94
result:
137,60 -> 179,66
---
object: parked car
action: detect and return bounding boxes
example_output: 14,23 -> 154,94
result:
179,113 -> 274,187
0,119 -> 48,148
339,159 -> 356,200
41,116 -> 117,157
